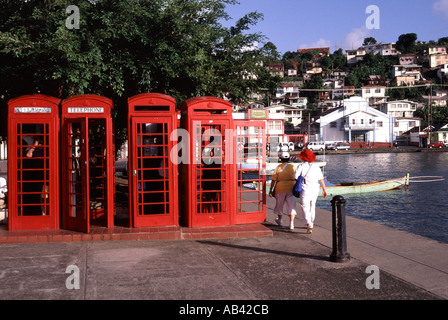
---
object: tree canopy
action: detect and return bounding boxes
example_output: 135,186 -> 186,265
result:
0,0 -> 281,110
395,33 -> 418,54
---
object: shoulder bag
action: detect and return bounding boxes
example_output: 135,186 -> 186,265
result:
292,164 -> 312,198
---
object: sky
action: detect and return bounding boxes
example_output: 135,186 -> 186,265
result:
222,0 -> 448,55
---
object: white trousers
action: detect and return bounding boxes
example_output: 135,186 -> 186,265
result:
300,190 -> 319,227
273,193 -> 297,216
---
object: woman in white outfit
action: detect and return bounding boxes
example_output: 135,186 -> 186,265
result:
296,149 -> 328,233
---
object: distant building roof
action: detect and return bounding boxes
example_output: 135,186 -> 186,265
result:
297,47 -> 330,54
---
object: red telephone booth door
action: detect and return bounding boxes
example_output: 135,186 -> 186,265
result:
235,121 -> 267,224
185,119 -> 236,227
180,97 -> 237,228
62,118 -> 90,233
130,117 -> 178,227
7,95 -> 60,231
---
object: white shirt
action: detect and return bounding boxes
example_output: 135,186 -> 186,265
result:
295,162 -> 324,194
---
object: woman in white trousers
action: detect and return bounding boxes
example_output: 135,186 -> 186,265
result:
296,149 -> 327,234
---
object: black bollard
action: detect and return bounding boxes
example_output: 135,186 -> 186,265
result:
330,195 -> 350,263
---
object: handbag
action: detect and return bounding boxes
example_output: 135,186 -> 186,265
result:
292,164 -> 312,197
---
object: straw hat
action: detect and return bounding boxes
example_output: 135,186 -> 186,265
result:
298,148 -> 316,163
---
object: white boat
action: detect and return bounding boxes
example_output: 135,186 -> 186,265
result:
318,174 -> 410,197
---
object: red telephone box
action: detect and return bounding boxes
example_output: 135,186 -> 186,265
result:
180,97 -> 237,227
7,95 -> 61,230
235,120 -> 267,224
127,93 -> 179,227
60,95 -> 115,233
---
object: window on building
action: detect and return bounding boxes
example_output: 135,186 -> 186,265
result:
268,120 -> 282,130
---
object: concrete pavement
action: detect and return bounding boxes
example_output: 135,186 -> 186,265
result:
0,225 -> 442,301
0,201 -> 446,301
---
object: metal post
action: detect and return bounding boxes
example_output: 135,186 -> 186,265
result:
330,195 -> 350,263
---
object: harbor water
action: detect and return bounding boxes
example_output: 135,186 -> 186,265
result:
315,152 -> 448,244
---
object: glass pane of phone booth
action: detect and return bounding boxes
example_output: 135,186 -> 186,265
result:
195,124 -> 226,215
135,122 -> 170,216
88,119 -> 108,222
62,119 -> 88,232
16,123 -> 50,216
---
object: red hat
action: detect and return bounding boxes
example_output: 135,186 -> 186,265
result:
298,148 -> 316,163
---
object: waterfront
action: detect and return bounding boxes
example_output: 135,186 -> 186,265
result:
2,152 -> 448,244
315,152 -> 448,244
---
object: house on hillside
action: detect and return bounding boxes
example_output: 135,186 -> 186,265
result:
363,42 -> 400,56
272,84 -> 307,108
361,85 -> 388,106
427,46 -> 448,68
378,100 -> 421,145
266,103 -> 304,128
422,89 -> 448,107
315,96 -> 395,146
391,64 -> 423,86
364,75 -> 388,86
429,53 -> 448,69
346,48 -> 367,66
232,107 -> 286,145
268,63 -> 284,77
399,53 -> 416,65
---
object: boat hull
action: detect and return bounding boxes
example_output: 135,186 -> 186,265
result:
319,176 -> 408,197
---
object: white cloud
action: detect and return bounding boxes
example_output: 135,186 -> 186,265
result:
299,28 -> 371,53
341,26 -> 370,50
433,0 -> 448,18
299,38 -> 332,49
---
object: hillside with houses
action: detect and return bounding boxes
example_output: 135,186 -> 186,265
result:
236,35 -> 448,148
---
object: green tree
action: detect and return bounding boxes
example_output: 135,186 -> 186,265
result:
437,37 -> 448,47
331,48 -> 347,70
363,37 -> 377,46
396,33 -> 418,53
343,52 -> 396,87
302,74 -> 324,104
0,0 -> 280,111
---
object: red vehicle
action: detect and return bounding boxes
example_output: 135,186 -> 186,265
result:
428,141 -> 445,148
